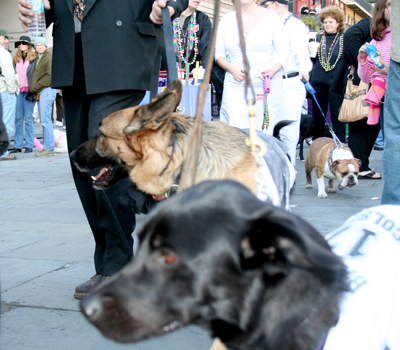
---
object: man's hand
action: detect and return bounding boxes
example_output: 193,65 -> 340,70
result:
19,0 -> 51,32
150,0 -> 175,25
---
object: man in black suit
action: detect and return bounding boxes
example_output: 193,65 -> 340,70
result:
18,0 -> 188,298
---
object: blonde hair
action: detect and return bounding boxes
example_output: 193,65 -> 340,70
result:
319,5 -> 345,32
13,45 -> 37,64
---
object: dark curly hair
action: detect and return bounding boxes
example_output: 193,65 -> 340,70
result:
319,5 -> 345,32
371,0 -> 390,41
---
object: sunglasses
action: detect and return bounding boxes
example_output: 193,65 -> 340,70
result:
19,42 -> 29,46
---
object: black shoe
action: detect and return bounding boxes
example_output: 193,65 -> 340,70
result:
74,273 -> 110,299
374,146 -> 384,151
24,148 -> 33,153
11,148 -> 22,153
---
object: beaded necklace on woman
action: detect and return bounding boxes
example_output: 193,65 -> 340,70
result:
318,31 -> 344,72
173,10 -> 199,69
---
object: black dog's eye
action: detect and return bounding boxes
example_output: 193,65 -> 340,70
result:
157,250 -> 177,265
342,172 -> 348,176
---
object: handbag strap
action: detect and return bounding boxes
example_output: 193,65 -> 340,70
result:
151,8 -> 179,99
347,65 -> 355,81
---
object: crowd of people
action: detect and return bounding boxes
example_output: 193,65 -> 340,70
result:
0,0 -> 396,301
0,31 -> 58,160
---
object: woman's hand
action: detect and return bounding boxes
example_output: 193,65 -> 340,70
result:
261,63 -> 283,80
230,67 -> 246,82
359,42 -> 369,61
19,0 -> 51,31
375,60 -> 389,75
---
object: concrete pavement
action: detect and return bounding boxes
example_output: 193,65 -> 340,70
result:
0,121 -> 384,350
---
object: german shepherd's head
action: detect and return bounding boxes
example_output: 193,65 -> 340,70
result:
70,79 -> 192,198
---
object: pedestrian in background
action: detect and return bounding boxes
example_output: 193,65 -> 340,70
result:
263,0 -> 312,166
357,0 -> 391,179
0,29 -> 19,161
216,0 -> 290,134
309,6 -> 346,142
12,36 -> 37,154
29,37 -> 56,157
19,0 -> 188,299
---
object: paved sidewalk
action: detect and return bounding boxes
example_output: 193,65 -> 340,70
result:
0,122 -> 384,350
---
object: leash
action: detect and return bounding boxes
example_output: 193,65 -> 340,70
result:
178,0 -> 221,191
152,8 -> 179,100
301,78 -> 344,148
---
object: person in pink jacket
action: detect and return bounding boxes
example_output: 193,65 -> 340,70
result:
358,0 -> 391,127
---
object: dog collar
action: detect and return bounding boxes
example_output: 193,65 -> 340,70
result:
155,120 -> 184,201
328,144 -> 350,173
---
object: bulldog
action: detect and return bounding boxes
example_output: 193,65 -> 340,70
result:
305,137 -> 361,198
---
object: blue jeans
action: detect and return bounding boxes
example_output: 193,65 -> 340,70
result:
382,59 -> 400,204
14,92 -> 36,149
0,91 -> 17,157
38,87 -> 56,150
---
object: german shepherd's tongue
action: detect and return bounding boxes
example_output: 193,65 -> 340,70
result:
91,167 -> 114,187
92,167 -> 109,180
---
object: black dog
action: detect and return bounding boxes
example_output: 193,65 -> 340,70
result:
80,180 -> 347,350
298,113 -> 313,161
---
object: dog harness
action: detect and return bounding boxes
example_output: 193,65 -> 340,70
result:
327,144 -> 351,174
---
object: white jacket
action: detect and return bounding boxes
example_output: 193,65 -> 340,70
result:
0,46 -> 19,94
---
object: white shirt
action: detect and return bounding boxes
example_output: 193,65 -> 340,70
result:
324,205 -> 400,350
215,9 -> 290,87
281,14 -> 312,74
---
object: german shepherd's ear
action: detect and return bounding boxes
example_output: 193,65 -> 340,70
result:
125,79 -> 183,135
240,206 -> 346,279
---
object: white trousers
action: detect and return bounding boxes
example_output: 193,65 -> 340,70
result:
220,76 -> 285,135
279,76 -> 306,166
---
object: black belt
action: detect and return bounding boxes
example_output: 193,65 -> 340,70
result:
282,72 -> 299,79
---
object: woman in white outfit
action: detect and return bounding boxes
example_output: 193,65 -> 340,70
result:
215,0 -> 290,134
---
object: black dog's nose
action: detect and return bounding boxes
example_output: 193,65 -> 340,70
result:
80,294 -> 104,321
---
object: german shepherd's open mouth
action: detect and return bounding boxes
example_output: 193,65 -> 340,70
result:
71,132 -> 129,190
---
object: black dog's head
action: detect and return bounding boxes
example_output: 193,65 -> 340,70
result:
80,180 -> 347,350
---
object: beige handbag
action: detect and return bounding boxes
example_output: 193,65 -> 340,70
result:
338,66 -> 370,123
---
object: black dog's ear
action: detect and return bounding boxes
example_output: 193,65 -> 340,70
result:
240,208 -> 345,278
125,79 -> 183,134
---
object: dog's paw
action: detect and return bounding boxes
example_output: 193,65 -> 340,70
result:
306,184 -> 313,189
338,184 -> 344,190
328,188 -> 336,193
317,192 -> 328,198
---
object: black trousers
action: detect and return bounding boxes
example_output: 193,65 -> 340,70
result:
311,83 -> 346,142
348,118 -> 380,172
62,34 -> 146,276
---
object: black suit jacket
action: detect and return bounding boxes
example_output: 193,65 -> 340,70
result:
46,0 -> 188,95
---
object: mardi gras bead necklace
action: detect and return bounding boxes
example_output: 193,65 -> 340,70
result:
318,32 -> 343,72
173,10 -> 199,68
283,12 -> 292,26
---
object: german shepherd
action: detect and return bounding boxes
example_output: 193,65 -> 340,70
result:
70,79 -> 293,206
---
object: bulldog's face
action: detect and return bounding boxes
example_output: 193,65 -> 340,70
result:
332,159 -> 361,190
